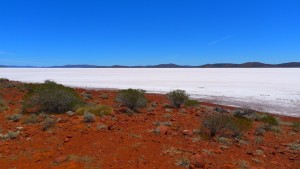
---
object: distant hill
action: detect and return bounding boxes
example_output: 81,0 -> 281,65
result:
200,62 -> 300,68
1,62 -> 300,68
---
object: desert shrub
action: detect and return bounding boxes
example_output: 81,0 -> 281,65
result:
202,113 -> 251,138
23,80 -> 83,114
83,112 -> 95,123
6,114 -> 22,122
42,117 -> 55,131
167,90 -> 189,108
233,108 -> 264,121
202,113 -> 232,137
76,105 -> 112,116
82,92 -> 92,100
227,118 -> 252,138
255,124 -> 280,136
233,108 -> 255,118
185,99 -> 199,107
176,157 -> 190,168
214,106 -> 228,113
0,78 -> 9,83
116,89 -> 147,111
23,114 -> 39,124
162,103 -> 173,108
292,122 -> 300,132
0,98 -> 7,112
100,93 -> 109,99
260,115 -> 279,126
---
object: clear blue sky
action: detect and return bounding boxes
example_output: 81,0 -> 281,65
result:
0,0 -> 299,66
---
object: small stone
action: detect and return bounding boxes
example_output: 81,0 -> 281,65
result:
189,154 -> 205,168
64,138 -> 70,142
158,126 -> 169,135
66,111 -> 75,116
16,127 -> 24,131
54,156 -> 68,163
183,130 -> 193,136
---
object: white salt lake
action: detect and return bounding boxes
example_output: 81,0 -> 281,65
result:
0,68 -> 299,117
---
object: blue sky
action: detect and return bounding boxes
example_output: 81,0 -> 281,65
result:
0,0 -> 299,66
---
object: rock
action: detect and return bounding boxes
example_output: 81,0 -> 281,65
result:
16,127 -> 24,131
66,111 -> 75,116
64,138 -> 70,143
54,156 -> 68,163
183,130 -> 193,136
158,126 -> 169,135
108,125 -> 115,130
189,154 -> 205,168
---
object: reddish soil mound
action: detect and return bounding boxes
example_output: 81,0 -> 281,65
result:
0,80 -> 299,169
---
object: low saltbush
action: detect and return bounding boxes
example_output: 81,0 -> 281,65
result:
185,99 -> 199,107
42,117 -> 55,131
116,89 -> 147,111
83,112 -> 95,123
23,80 -> 83,114
202,113 -> 252,138
23,114 -> 39,124
76,105 -> 112,116
214,106 -> 228,114
167,90 -> 189,108
6,114 -> 22,122
202,113 -> 232,137
260,115 -> 279,126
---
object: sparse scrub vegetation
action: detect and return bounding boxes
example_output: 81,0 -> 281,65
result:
23,114 -> 39,124
83,112 -> 95,123
99,93 -> 109,100
185,99 -> 199,107
202,113 -> 252,138
202,113 -> 232,137
0,131 -> 20,140
167,90 -> 189,108
255,124 -> 280,136
116,89 -> 147,111
7,114 -> 22,122
23,81 -> 83,114
214,106 -> 228,113
0,98 -> 7,112
76,105 -> 112,116
42,117 -> 55,131
292,122 -> 300,132
260,115 -> 279,126
176,157 -> 190,168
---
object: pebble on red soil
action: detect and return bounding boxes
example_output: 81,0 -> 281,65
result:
158,126 -> 169,135
189,154 -> 206,169
183,129 -> 193,136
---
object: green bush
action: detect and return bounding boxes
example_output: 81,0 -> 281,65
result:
167,90 -> 189,108
23,81 -> 83,114
76,105 -> 113,116
202,113 -> 251,138
260,115 -> 279,126
116,89 -> 147,111
202,113 -> 231,137
185,99 -> 200,107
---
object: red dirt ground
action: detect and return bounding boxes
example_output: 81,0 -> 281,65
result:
0,80 -> 299,169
